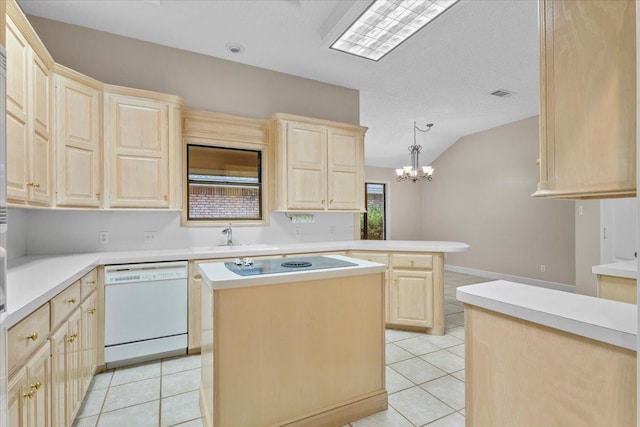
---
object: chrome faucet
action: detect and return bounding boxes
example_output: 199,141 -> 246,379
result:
222,223 -> 233,246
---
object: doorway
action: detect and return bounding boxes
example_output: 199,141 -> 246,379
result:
361,182 -> 387,240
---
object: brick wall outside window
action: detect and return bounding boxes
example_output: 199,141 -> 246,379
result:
189,185 -> 260,219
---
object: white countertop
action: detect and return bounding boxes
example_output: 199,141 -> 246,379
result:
199,255 -> 387,290
4,240 -> 468,328
457,280 -> 637,351
591,259 -> 637,279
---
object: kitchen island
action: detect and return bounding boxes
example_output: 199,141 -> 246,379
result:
458,280 -> 636,426
198,255 -> 387,427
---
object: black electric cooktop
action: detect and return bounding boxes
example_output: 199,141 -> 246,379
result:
225,256 -> 357,277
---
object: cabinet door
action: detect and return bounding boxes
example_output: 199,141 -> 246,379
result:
390,270 -> 433,328
49,322 -> 67,427
50,309 -> 82,427
28,50 -> 53,205
188,261 -> 203,352
6,15 -> 29,202
81,293 -> 98,393
535,0 -> 636,198
67,309 -> 83,425
55,74 -> 102,207
25,342 -> 51,427
327,127 -> 363,210
106,94 -> 169,208
286,122 -> 326,210
8,367 -> 28,427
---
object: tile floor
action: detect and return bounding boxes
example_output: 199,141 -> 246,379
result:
73,271 -> 489,427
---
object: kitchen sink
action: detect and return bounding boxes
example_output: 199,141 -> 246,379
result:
190,244 -> 278,253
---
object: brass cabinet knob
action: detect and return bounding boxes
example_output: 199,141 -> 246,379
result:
86,281 -> 96,286
96,192 -> 101,198
65,333 -> 78,343
65,298 -> 77,304
410,260 -> 415,267
25,332 -> 38,341
194,274 -> 202,280
28,182 -> 41,188
35,183 -> 40,188
23,390 -> 35,399
31,381 -> 42,391
536,158 -> 541,165
88,308 -> 97,315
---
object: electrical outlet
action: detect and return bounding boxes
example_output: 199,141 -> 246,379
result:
540,264 -> 546,272
99,231 -> 109,244
144,231 -> 157,243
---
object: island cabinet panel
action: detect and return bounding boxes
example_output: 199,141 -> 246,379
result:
201,273 -> 387,427
465,306 -> 636,426
348,251 -> 390,323
534,0 -> 636,199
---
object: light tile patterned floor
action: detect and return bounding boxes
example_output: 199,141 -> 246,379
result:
73,271 -> 488,427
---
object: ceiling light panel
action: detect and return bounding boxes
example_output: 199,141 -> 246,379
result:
331,0 -> 459,61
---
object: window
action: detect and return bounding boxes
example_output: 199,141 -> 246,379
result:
187,144 -> 262,221
361,182 -> 386,240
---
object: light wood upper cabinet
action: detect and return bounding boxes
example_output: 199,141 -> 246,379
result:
104,86 -> 184,208
534,0 -> 636,199
54,66 -> 103,207
271,113 -> 366,212
5,2 -> 54,206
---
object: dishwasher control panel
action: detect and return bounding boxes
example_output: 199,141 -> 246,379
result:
104,261 -> 188,285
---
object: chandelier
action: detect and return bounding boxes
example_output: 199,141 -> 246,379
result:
395,122 -> 435,183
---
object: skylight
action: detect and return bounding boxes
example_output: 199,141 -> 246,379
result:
331,0 -> 459,61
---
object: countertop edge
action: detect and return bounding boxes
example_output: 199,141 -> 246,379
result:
457,280 -> 637,351
591,260 -> 637,280
5,240 -> 468,328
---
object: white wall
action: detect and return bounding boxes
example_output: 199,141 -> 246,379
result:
7,209 -> 27,260
23,210 -> 356,255
420,116 -> 576,286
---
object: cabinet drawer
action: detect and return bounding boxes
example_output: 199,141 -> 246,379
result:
80,269 -> 98,301
50,280 -> 81,330
349,252 -> 389,265
390,254 -> 433,270
7,303 -> 50,373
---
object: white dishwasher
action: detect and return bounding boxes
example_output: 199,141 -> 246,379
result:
104,261 -> 188,368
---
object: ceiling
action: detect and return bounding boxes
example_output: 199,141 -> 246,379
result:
18,0 -> 539,169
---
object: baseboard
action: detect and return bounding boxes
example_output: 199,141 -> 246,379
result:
445,265 -> 575,293
284,390 -> 388,427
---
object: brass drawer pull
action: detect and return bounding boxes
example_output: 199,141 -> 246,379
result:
25,332 -> 38,341
88,308 -> 97,315
65,333 -> 78,343
30,381 -> 42,391
64,298 -> 77,305
86,281 -> 96,286
23,390 -> 35,399
194,274 -> 202,280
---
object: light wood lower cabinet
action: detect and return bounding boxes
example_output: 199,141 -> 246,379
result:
81,293 -> 99,390
50,308 -> 83,427
7,341 -> 51,427
390,269 -> 433,329
597,274 -> 637,304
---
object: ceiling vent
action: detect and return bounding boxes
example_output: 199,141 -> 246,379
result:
490,89 -> 516,98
